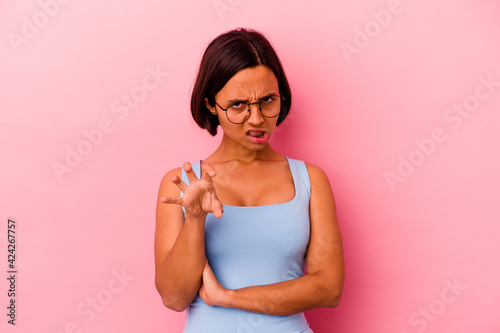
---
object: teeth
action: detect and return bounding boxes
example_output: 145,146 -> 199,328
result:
248,131 -> 263,137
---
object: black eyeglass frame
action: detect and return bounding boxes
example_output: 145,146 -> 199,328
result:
213,93 -> 285,124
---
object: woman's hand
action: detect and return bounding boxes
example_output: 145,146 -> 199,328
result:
199,261 -> 228,307
161,162 -> 223,220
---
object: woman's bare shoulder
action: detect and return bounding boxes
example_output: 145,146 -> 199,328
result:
304,162 -> 328,178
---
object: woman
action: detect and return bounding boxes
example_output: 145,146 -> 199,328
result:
154,28 -> 344,332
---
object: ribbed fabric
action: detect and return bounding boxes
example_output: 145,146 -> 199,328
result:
181,156 -> 313,333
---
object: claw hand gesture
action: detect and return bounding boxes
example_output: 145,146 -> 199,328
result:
161,162 -> 223,220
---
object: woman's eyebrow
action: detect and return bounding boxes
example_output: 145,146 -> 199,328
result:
226,93 -> 279,103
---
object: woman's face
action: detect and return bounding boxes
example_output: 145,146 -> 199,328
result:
207,65 -> 281,151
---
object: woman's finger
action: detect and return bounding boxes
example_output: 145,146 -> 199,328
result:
170,175 -> 188,192
211,189 -> 224,218
183,162 -> 200,184
160,196 -> 183,205
213,203 -> 223,218
201,163 -> 217,183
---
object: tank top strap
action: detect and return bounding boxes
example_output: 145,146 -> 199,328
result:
285,156 -> 311,200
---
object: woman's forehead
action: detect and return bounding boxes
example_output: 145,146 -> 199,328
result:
218,65 -> 279,98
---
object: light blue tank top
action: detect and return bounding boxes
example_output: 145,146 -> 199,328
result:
181,156 -> 313,333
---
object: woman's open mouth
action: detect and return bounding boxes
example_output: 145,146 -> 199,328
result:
246,130 -> 269,143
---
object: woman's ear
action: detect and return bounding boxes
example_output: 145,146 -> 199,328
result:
204,98 -> 217,115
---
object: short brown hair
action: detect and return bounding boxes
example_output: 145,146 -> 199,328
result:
191,28 -> 292,136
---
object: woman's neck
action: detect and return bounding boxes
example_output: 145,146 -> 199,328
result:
205,133 -> 281,164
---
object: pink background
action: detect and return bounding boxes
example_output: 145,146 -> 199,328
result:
1,0 -> 499,332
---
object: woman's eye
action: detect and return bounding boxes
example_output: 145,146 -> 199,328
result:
262,96 -> 275,103
230,102 -> 245,110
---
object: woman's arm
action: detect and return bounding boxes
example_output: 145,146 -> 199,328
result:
200,163 -> 344,316
154,167 -> 206,312
154,163 -> 223,312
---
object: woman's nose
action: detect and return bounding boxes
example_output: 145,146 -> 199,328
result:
246,103 -> 264,124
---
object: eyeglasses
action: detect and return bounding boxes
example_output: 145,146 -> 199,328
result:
214,93 -> 284,124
